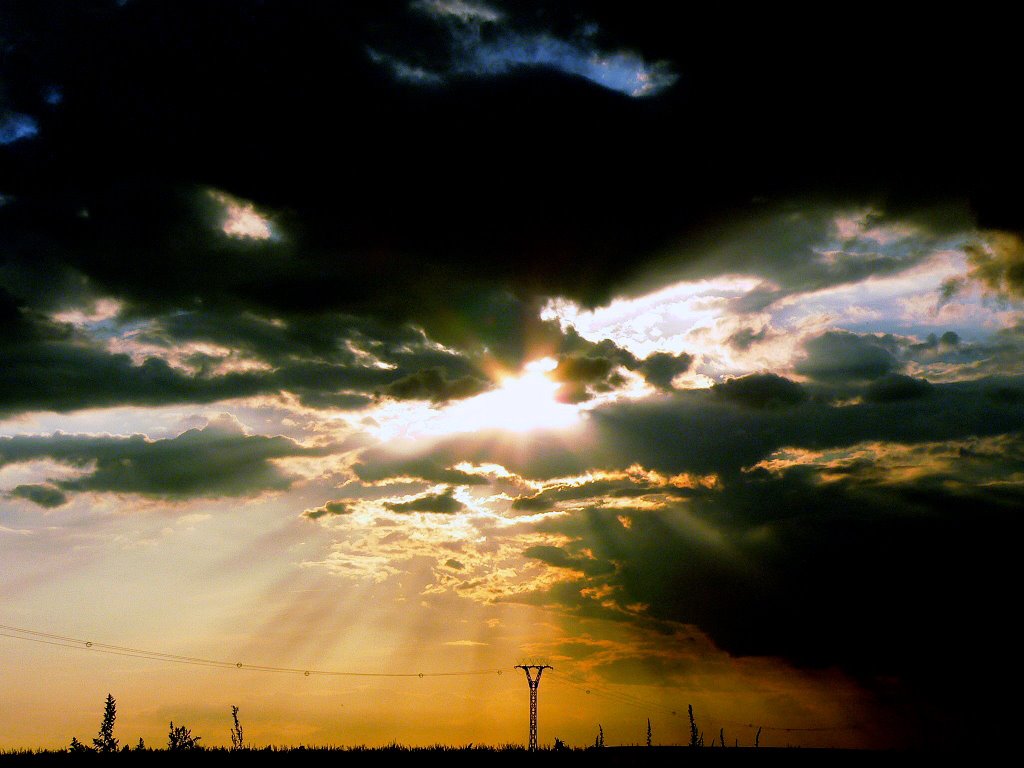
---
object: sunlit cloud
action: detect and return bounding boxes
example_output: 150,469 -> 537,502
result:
50,299 -> 123,327
541,224 -> 1023,387
747,433 -> 1024,488
208,189 -> 276,240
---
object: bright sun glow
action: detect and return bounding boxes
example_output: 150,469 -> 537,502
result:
361,357 -> 582,440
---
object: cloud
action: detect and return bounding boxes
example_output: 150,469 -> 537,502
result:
529,463 -> 1022,694
383,487 -> 466,514
956,230 -> 1024,299
711,373 -> 808,409
366,48 -> 444,85
0,309 -> 270,416
208,189 -> 276,241
376,2 -> 679,98
7,483 -> 68,508
795,331 -> 899,384
522,544 -> 615,577
864,373 -> 933,403
0,416 -> 329,504
0,111 -> 39,144
415,0 -> 503,24
302,500 -> 354,519
635,352 -> 694,390
0,292 -> 502,416
355,375 -> 1024,485
380,367 -> 489,403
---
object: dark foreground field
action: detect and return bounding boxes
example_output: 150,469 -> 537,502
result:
0,746 -> 937,767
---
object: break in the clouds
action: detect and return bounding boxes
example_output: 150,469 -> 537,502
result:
371,1 -> 678,97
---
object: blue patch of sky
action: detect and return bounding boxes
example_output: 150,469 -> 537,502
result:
0,112 -> 39,144
44,86 -> 63,106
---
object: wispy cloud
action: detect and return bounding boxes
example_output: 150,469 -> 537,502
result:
0,111 -> 39,144
371,1 -> 678,98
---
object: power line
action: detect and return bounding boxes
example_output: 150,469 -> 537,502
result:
0,624 -> 503,678
551,668 -> 859,734
553,670 -> 681,717
0,623 -> 859,734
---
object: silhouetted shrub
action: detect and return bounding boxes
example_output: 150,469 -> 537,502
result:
230,706 -> 244,751
68,737 -> 93,754
167,722 -> 201,751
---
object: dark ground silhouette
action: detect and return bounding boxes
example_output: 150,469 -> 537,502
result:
0,745 -> 965,767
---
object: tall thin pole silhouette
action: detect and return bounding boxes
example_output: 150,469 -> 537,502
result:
515,664 -> 552,751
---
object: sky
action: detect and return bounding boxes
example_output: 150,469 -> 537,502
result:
1,0 -> 1022,753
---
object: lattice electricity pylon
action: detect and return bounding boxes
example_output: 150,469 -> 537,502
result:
515,664 -> 552,751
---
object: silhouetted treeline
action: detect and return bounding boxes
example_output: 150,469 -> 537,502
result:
0,745 -> 942,768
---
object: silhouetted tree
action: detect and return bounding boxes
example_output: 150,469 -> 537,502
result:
719,728 -> 726,747
135,738 -> 145,751
688,705 -> 699,748
647,718 -> 652,747
167,721 -> 201,751
230,705 -> 244,750
594,724 -> 604,748
755,726 -> 763,748
92,694 -> 118,753
68,737 -> 93,754
553,737 -> 567,751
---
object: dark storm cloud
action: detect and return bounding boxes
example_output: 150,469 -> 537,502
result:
726,326 -> 770,351
0,306 -> 270,416
550,332 -> 693,399
383,487 -> 465,514
863,373 -> 933,403
795,331 -> 899,384
7,483 -> 68,508
302,500 -> 354,519
635,352 -> 694,391
509,494 -> 554,512
380,367 -> 489,403
0,291 -> 501,415
521,457 -> 1024,746
353,456 -> 488,486
522,544 -> 615,576
711,373 -> 808,409
3,0 -> 1018,348
0,416 -> 329,504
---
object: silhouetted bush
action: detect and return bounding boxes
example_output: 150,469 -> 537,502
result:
167,723 -> 201,751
